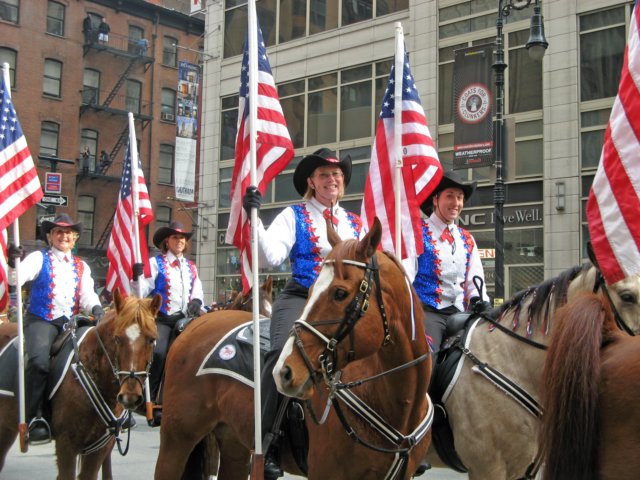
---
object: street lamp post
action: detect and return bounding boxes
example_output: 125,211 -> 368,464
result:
492,0 -> 548,305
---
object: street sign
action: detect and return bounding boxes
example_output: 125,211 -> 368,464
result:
40,195 -> 68,207
44,172 -> 62,194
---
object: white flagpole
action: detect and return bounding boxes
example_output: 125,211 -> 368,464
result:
394,23 -> 404,259
247,0 -> 263,465
4,62 -> 28,452
127,112 -> 143,299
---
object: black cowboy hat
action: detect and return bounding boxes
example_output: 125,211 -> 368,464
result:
420,170 -> 477,215
153,221 -> 193,249
293,148 -> 352,197
41,214 -> 82,241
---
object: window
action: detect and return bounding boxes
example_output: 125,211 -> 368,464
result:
126,79 -> 141,114
156,206 -> 172,230
0,48 -> 16,87
159,144 -> 174,184
161,88 -> 176,121
0,0 -> 18,24
342,0 -> 373,26
40,121 -> 59,158
77,196 -> 95,246
81,129 -> 98,172
43,59 -> 62,97
82,68 -> 100,104
220,96 -> 239,160
579,7 -> 625,102
508,30 -> 542,113
128,25 -> 144,55
46,1 -> 64,36
340,65 -> 372,141
162,36 -> 177,67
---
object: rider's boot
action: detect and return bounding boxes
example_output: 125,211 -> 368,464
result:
261,351 -> 285,479
25,367 -> 51,444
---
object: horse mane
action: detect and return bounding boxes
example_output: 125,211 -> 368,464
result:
497,263 -> 592,332
113,296 -> 157,337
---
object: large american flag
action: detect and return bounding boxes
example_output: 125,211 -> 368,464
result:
361,50 -> 442,259
106,143 -> 154,296
225,24 -> 294,293
0,72 -> 43,311
587,1 -> 640,285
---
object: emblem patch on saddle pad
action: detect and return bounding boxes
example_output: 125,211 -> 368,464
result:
197,318 -> 270,388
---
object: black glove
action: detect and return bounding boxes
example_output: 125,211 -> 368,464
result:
187,299 -> 202,317
7,243 -> 25,268
469,296 -> 492,314
132,263 -> 145,281
242,186 -> 262,216
92,305 -> 105,323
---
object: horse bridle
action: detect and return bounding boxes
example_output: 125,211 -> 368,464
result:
292,254 -> 390,379
593,269 -> 636,336
289,254 -> 433,479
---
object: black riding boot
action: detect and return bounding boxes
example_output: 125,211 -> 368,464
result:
261,351 -> 284,480
25,365 -> 50,443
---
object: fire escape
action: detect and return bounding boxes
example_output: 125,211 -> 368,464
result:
79,32 -> 155,252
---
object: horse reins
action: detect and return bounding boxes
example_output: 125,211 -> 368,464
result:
68,316 -> 151,456
291,255 -> 433,480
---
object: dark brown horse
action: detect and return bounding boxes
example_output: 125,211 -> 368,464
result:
0,291 -> 160,480
155,220 -> 433,479
539,292 -> 640,479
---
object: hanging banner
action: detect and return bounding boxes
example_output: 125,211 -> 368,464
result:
453,44 -> 494,169
174,60 -> 200,201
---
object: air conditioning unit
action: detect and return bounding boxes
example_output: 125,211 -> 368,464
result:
161,112 -> 175,122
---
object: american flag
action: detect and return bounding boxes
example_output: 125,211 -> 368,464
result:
225,24 -> 294,293
0,71 -> 43,311
106,143 -> 154,296
361,49 -> 442,259
587,1 -> 640,285
0,230 -> 8,312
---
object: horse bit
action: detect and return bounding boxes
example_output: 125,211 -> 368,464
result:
291,254 -> 434,480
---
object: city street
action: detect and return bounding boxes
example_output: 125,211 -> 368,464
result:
2,414 -> 466,479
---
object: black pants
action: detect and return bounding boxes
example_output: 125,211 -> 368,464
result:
261,280 -> 308,451
149,312 -> 183,402
422,305 -> 460,354
23,314 -> 67,421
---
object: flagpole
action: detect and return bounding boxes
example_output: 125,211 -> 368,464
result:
247,0 -> 264,476
393,23 -> 404,259
3,62 -> 28,453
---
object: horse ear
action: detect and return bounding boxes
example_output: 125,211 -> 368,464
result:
356,217 -> 382,259
150,294 -> 163,316
113,288 -> 125,313
263,275 -> 273,296
586,241 -> 600,269
327,218 -> 341,247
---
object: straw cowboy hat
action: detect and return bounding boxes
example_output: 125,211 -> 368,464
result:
293,148 -> 352,196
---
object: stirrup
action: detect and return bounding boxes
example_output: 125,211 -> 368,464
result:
28,417 -> 52,445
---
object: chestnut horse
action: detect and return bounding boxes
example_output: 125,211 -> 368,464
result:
155,222 -> 433,479
0,290 -> 160,480
539,292 -> 640,479
424,263 -> 640,479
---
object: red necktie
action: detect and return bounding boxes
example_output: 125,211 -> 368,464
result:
172,259 -> 180,268
323,208 -> 339,226
440,227 -> 454,245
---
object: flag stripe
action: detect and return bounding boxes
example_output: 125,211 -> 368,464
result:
106,141 -> 154,296
224,24 -> 294,293
0,75 -> 43,309
587,0 -> 640,284
362,48 -> 442,259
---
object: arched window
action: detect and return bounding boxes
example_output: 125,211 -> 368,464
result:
0,47 -> 17,87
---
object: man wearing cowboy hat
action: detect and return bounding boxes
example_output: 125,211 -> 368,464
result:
7,214 -> 103,443
243,147 -> 364,479
135,221 -> 204,403
406,170 -> 490,355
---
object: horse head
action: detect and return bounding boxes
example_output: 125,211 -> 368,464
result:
275,218 -> 429,400
107,289 -> 161,409
227,275 -> 273,317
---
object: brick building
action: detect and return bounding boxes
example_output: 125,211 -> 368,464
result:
1,0 -> 204,292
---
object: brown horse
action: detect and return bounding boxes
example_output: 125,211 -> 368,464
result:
0,321 -> 18,472
539,292 -> 640,480
0,290 -> 160,480
155,221 -> 433,479
424,263 -> 640,478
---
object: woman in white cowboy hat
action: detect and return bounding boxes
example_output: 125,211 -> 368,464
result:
406,170 -> 490,356
7,214 -> 103,443
243,147 -> 364,479
134,221 -> 204,405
